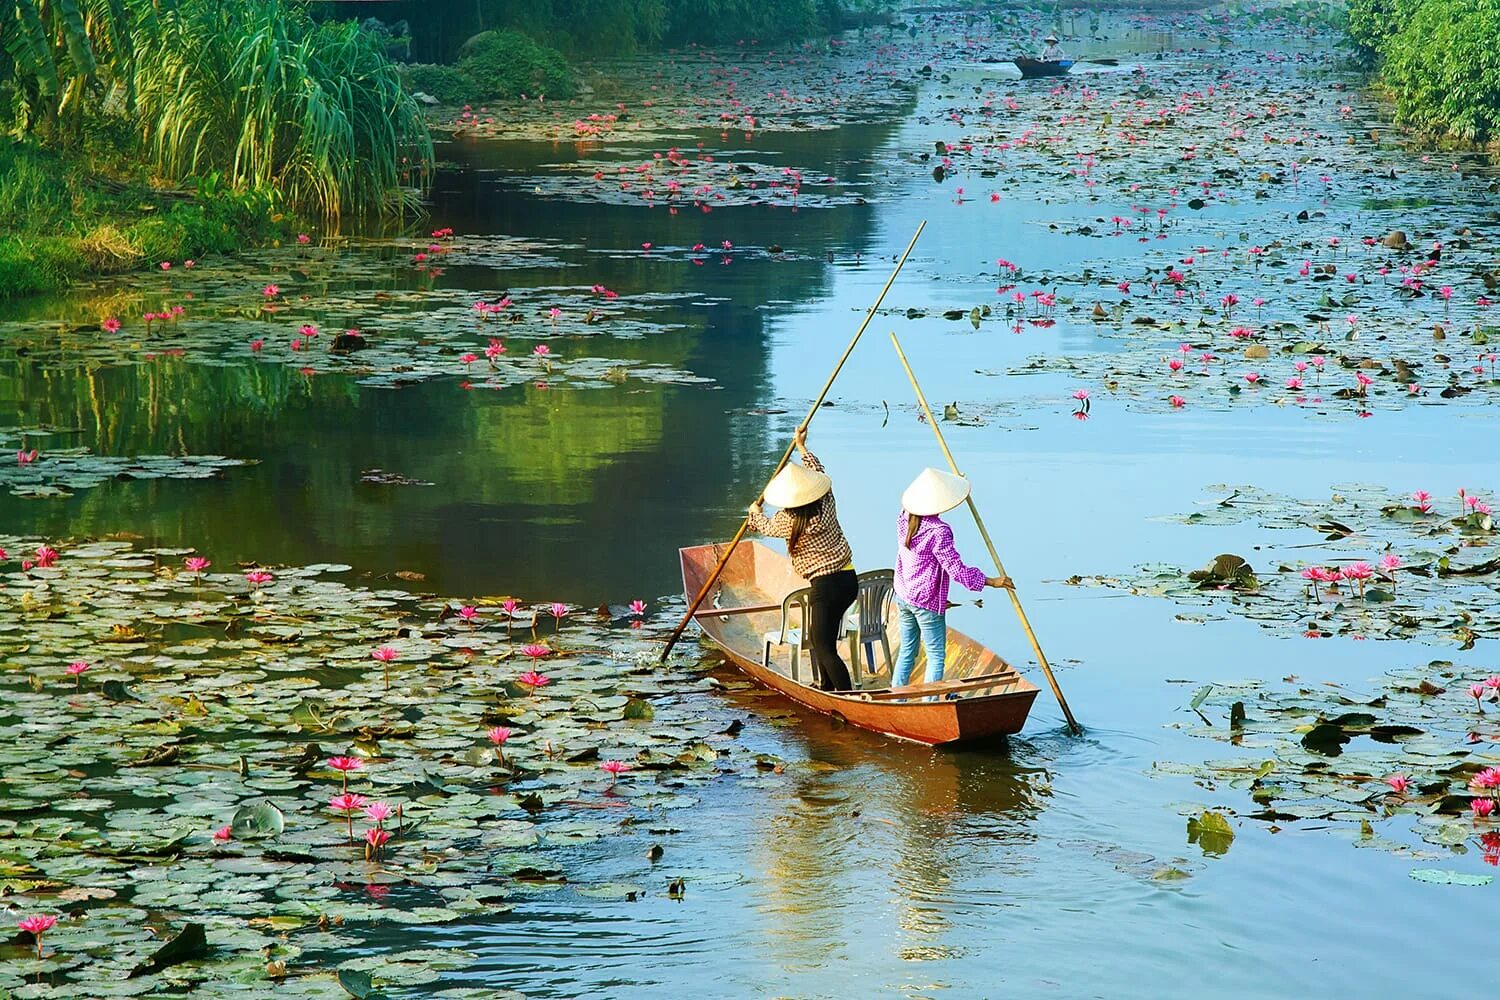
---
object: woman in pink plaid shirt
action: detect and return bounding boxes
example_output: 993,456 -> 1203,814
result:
892,468 -> 1012,687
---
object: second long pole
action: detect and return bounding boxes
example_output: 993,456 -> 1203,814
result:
889,332 -> 1081,734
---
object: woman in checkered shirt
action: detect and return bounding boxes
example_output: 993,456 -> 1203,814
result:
747,426 -> 857,691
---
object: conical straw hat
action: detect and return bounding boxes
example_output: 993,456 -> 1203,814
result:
902,468 -> 970,516
764,463 -> 832,509
1044,33 -> 1059,42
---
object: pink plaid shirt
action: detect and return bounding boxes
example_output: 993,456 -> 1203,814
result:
893,511 -> 987,613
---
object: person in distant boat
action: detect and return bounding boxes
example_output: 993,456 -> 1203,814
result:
747,426 -> 857,691
1040,33 -> 1065,61
891,469 -> 1012,688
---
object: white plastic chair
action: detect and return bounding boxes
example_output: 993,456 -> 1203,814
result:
762,570 -> 896,689
846,570 -> 895,684
762,586 -> 814,685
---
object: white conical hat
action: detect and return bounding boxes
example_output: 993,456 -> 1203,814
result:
902,468 -> 970,516
763,463 -> 832,509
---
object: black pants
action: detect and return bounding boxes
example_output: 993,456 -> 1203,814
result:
807,569 -> 857,691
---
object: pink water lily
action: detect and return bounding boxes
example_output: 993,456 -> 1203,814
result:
517,668 -> 551,696
1386,774 -> 1411,795
327,756 -> 363,791
1473,798 -> 1496,820
629,599 -> 647,616
600,759 -> 631,786
245,569 -> 273,588
365,826 -> 391,860
184,556 -> 211,575
66,660 -> 89,689
17,914 -> 58,960
330,792 -> 368,840
371,645 -> 398,689
364,801 -> 394,826
1470,767 -> 1500,791
212,824 -> 232,842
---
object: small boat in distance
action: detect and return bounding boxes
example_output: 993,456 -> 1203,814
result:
1014,57 -> 1073,78
680,541 -> 1039,746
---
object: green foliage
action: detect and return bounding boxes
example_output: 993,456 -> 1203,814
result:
1377,0 -> 1500,142
402,63 -> 475,104
0,139 -> 288,300
457,30 -> 577,100
0,0 -> 131,136
133,1 -> 432,220
486,0 -> 667,56
2,1 -> 433,221
1345,0 -> 1422,64
662,0 -> 824,44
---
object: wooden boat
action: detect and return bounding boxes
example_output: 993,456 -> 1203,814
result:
1014,57 -> 1073,78
680,541 -> 1039,746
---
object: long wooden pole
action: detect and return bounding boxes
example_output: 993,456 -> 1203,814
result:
658,221 -> 928,662
889,331 -> 1081,733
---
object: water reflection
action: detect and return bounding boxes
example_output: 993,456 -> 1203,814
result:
0,120 -> 911,600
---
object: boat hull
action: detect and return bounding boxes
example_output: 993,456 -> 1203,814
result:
1014,57 -> 1073,78
680,542 -> 1039,746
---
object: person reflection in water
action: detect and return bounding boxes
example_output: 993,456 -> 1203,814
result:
747,426 -> 857,691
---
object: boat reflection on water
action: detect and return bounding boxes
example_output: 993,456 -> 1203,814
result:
707,666 -> 1053,974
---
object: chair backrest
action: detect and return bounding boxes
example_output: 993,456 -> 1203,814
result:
851,570 -> 894,640
778,586 -> 812,648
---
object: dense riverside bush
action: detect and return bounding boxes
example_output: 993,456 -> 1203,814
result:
457,30 -> 577,100
1348,0 -> 1500,143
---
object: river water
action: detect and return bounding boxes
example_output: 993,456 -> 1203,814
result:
2,6 -> 1495,998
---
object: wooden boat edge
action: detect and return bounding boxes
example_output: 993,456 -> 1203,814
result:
678,542 -> 1042,746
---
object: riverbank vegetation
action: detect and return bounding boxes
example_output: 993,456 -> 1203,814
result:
1348,0 -> 1500,143
390,0 -> 890,102
1,0 -> 432,300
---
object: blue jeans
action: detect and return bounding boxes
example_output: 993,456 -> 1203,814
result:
892,595 -> 947,687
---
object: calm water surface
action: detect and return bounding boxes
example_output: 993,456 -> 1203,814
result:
1,11 -> 1493,999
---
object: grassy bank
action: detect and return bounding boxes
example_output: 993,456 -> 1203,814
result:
1348,0 -> 1500,143
0,141 -> 291,301
1,0 -> 432,302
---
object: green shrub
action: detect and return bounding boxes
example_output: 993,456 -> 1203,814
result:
0,236 -> 70,298
1381,0 -> 1500,141
458,30 -> 576,99
403,63 -> 476,104
663,0 -> 823,44
1346,0 -> 1423,64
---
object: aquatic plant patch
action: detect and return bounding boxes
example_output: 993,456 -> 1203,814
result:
429,39 -> 920,147
0,535 -> 762,996
854,18 -> 1500,417
0,429 -> 255,499
1154,664 -> 1500,871
1071,482 -> 1500,646
516,153 -> 871,210
0,242 -> 712,391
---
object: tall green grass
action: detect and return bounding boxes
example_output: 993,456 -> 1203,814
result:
3,0 -> 433,221
133,1 -> 431,220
